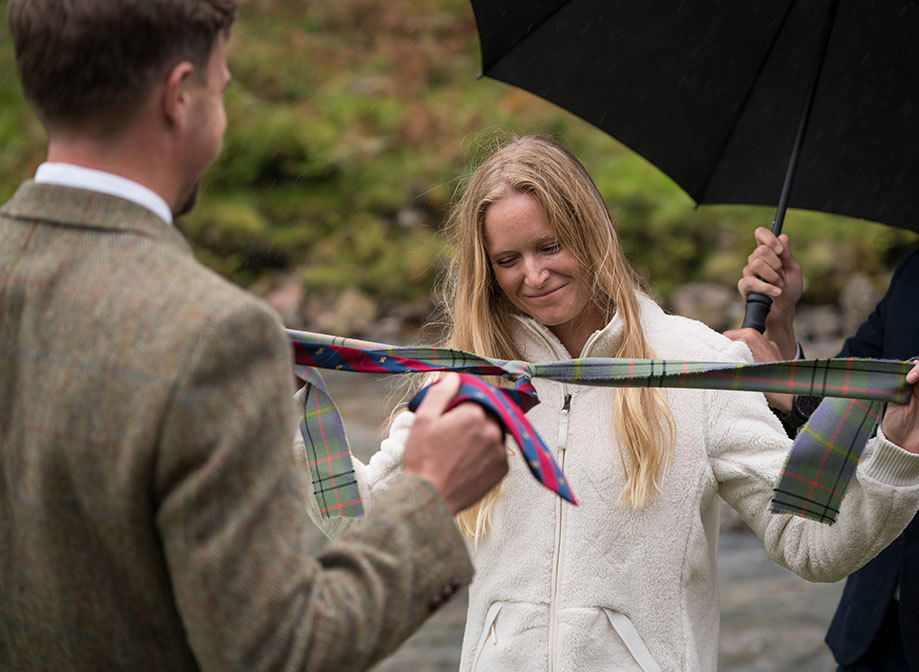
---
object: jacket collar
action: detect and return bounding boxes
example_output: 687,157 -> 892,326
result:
509,292 -> 663,361
1,180 -> 192,256
511,306 -> 624,360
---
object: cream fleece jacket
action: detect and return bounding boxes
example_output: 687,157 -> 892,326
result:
297,294 -> 919,671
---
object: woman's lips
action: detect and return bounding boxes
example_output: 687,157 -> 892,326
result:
524,283 -> 567,301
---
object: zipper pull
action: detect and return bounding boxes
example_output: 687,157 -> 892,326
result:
557,393 -> 572,453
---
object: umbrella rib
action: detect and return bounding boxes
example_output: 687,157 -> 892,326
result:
696,0 -> 799,205
477,0 -> 575,73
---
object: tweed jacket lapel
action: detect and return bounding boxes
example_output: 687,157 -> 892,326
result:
1,180 -> 193,256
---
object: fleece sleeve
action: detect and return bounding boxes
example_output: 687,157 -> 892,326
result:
709,340 -> 919,583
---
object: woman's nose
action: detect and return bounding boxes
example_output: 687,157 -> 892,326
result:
523,260 -> 549,287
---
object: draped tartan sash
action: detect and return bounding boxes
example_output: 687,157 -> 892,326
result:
287,328 -> 913,525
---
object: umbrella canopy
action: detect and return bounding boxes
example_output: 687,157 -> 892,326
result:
471,0 -> 919,233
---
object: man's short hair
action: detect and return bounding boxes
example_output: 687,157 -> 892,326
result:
8,0 -> 237,131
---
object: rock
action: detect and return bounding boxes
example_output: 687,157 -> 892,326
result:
302,294 -> 333,331
365,316 -> 406,345
251,273 -> 305,328
793,304 -> 843,342
391,295 -> 439,331
305,288 -> 379,338
396,208 -> 428,229
348,75 -> 388,96
839,273 -> 882,336
800,337 -> 847,359
669,282 -> 743,332
265,275 -> 303,329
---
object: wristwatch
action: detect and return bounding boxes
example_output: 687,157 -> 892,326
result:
779,395 -> 810,431
778,393 -> 823,435
779,342 -> 816,433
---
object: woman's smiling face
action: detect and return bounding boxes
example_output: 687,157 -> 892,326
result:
484,191 -> 602,348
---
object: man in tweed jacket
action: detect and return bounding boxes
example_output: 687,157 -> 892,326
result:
0,1 -> 507,670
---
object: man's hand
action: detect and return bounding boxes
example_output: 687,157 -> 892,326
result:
402,373 -> 508,514
737,227 -> 803,359
723,327 -> 793,413
881,362 -> 919,454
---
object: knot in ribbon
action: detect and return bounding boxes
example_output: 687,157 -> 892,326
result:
406,373 -> 575,505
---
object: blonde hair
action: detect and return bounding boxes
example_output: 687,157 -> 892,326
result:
439,134 -> 675,541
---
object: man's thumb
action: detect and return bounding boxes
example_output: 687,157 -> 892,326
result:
413,373 -> 461,419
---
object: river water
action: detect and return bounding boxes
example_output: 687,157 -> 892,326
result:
312,370 -> 844,671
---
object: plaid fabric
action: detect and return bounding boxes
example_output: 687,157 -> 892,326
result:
288,329 -> 913,524
297,367 -> 365,518
771,396 -> 887,523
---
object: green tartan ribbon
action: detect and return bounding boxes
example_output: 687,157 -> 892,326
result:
288,329 -> 913,524
296,365 -> 366,518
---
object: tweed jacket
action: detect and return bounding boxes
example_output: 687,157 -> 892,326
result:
0,181 -> 473,671
303,294 -> 919,672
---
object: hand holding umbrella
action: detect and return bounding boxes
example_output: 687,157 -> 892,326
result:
736,226 -> 803,359
733,232 -> 919,455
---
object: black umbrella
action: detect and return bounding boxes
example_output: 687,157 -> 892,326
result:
470,0 -> 919,330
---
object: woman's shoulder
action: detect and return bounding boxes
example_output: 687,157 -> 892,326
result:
638,295 -> 752,362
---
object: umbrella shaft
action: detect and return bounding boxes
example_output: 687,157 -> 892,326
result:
772,0 -> 840,236
746,0 -> 842,334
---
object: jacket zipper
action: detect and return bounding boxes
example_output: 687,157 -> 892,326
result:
547,390 -> 571,672
518,317 -> 606,671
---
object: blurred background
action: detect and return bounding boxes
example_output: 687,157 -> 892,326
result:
3,1 -> 915,669
3,0 -> 915,353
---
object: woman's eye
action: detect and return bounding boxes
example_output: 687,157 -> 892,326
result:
494,257 -> 515,267
542,243 -> 561,254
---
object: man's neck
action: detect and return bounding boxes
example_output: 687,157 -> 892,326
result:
45,123 -> 179,213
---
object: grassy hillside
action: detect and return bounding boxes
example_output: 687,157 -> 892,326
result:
2,0 -> 915,318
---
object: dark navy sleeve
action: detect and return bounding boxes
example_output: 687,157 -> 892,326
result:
788,248 -> 919,431
837,248 -> 919,360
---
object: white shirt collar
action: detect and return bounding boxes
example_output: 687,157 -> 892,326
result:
34,162 -> 173,225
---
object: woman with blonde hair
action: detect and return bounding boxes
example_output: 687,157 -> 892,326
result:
299,134 -> 919,671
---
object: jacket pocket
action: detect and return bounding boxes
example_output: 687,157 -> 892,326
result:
470,602 -> 503,671
469,601 -> 548,672
602,608 -> 662,672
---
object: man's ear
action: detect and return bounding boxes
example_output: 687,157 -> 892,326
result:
161,61 -> 196,127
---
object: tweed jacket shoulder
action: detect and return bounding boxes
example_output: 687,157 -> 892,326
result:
304,293 -> 919,672
0,181 -> 473,672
